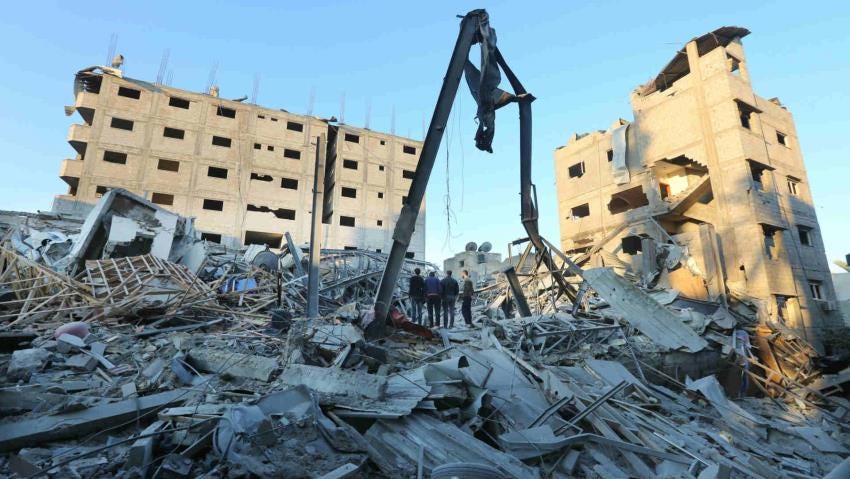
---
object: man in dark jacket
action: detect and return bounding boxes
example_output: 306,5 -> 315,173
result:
408,268 -> 425,325
440,270 -> 460,328
424,271 -> 442,328
461,269 -> 474,326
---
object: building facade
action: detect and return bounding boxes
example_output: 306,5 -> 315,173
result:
443,244 -> 503,286
554,27 -> 839,348
56,65 -> 425,258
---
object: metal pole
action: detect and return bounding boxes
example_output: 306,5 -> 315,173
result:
503,266 -> 531,317
307,134 -> 326,319
368,10 -> 485,339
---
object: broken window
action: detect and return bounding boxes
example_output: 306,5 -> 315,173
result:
267,145 -> 275,152
284,149 -> 301,160
344,133 -> 360,143
787,176 -> 800,196
157,159 -> 179,172
727,54 -> 741,76
377,192 -> 384,199
762,224 -> 783,259
151,192 -> 174,206
776,131 -> 788,147
608,186 -> 649,214
736,100 -> 758,130
659,182 -> 671,200
570,203 -> 590,219
169,97 -> 190,109
376,248 -> 382,253
341,187 -> 357,198
95,185 -> 110,197
203,199 -> 224,211
377,220 -> 383,226
343,159 -> 358,170
403,145 -> 417,155
110,117 -> 134,131
621,235 -> 643,255
344,246 -> 358,251
405,252 -> 415,259
607,149 -> 613,162
200,232 -> 221,243
244,231 -> 282,248
568,162 -> 585,178
378,165 -> 385,171
250,173 -> 273,182
402,169 -> 415,180
103,150 -> 127,164
216,106 -> 236,118
247,204 -> 296,220
270,117 -> 278,122
775,295 -> 790,321
117,86 -> 141,99
163,127 -> 185,139
258,114 -> 265,119
212,136 -> 232,148
281,177 -> 298,190
339,216 -> 356,227
797,225 -> 813,246
286,121 -> 303,132
207,166 -> 228,179
809,281 -> 823,300
748,160 -> 773,192
380,140 -> 386,146
254,143 -> 261,150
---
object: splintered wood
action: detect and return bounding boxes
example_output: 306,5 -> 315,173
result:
0,249 -> 214,329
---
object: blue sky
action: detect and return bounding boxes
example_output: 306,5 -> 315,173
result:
0,1 -> 848,269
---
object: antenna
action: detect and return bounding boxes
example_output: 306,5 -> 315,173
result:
364,97 -> 371,129
390,105 -> 396,135
106,33 -> 118,66
165,70 -> 174,86
307,86 -> 316,116
339,92 -> 346,124
421,112 -> 426,140
251,74 -> 260,105
156,48 -> 170,86
205,62 -> 219,94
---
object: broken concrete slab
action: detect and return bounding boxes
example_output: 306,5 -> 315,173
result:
187,348 -> 278,382
0,390 -> 186,451
277,364 -> 386,400
582,267 -> 708,352
6,348 -> 50,380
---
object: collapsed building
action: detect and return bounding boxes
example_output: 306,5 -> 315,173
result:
58,61 -> 426,258
555,27 -> 840,351
1,14 -> 849,479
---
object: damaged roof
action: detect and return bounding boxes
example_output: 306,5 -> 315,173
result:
639,26 -> 750,96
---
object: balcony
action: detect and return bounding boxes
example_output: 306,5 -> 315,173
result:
67,124 -> 90,156
74,91 -> 98,125
59,159 -> 83,186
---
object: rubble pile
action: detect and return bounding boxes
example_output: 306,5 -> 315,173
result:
1,190 -> 849,478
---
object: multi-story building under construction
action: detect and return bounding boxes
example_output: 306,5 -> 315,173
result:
56,63 -> 425,258
554,27 -> 840,349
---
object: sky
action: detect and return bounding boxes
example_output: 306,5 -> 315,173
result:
0,1 -> 848,269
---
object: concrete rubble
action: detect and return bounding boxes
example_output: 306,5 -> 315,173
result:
0,192 -> 849,478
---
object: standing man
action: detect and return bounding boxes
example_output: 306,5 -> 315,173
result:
424,271 -> 442,328
440,270 -> 460,329
461,270 -> 474,326
408,268 -> 425,325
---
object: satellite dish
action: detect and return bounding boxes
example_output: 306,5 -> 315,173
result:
465,242 -> 478,252
252,249 -> 280,272
478,242 -> 492,253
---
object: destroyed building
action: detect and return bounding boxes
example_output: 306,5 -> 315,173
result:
57,63 -> 426,258
555,27 -> 840,350
442,241 -> 502,285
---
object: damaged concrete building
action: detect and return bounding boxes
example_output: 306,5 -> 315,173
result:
56,62 -> 425,258
555,27 -> 840,350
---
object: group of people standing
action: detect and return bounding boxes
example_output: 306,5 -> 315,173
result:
408,268 -> 474,328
